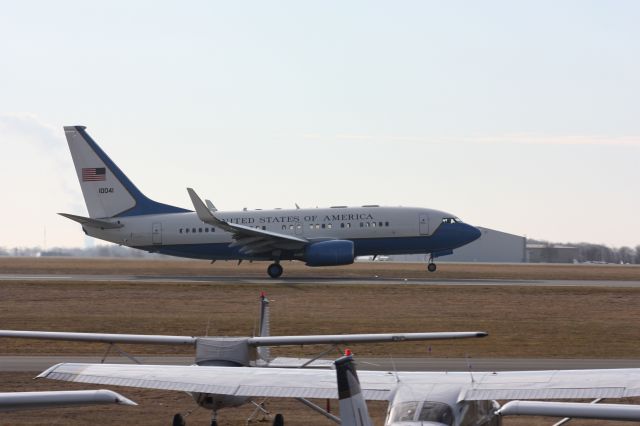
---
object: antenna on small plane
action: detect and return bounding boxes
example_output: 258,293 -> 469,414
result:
466,354 -> 476,385
389,355 -> 401,383
295,203 -> 300,209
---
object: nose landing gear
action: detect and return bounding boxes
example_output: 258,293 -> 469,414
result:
427,254 -> 437,272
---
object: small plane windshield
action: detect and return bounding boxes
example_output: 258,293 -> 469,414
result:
419,401 -> 454,424
389,401 -> 454,425
389,401 -> 419,422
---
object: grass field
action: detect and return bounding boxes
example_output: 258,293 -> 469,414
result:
1,258 -> 639,425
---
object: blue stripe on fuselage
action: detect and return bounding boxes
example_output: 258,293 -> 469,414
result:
134,223 -> 480,261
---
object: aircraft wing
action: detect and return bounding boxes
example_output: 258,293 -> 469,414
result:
39,364 -> 640,402
187,188 -> 308,253
496,400 -> 640,422
248,331 -> 488,346
39,363 -> 395,400
0,390 -> 136,412
0,330 -> 196,345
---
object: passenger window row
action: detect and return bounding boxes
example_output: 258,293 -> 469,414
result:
179,227 -> 216,234
360,221 -> 390,228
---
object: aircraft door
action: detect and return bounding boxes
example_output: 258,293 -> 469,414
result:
152,222 -> 162,244
294,222 -> 303,236
419,214 -> 430,235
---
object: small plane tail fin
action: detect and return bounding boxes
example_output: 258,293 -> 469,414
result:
335,353 -> 373,426
257,292 -> 271,362
63,126 -> 188,218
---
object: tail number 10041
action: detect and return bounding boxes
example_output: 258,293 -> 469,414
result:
98,188 -> 114,194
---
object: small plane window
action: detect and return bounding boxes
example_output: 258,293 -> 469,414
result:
390,401 -> 419,422
327,223 -> 332,229
418,402 -> 454,425
340,223 -> 345,228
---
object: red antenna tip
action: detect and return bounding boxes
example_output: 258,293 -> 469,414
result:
344,348 -> 352,356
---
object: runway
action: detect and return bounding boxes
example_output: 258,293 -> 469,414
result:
1,273 -> 640,287
3,356 -> 640,372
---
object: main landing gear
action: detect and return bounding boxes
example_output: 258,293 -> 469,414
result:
267,262 -> 283,279
427,255 -> 437,272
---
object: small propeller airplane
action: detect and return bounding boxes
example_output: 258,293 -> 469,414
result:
0,293 -> 487,425
334,353 -> 640,426
31,348 -> 640,425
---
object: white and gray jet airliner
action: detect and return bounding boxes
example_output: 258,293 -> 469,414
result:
60,126 -> 481,278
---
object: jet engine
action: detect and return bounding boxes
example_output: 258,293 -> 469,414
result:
304,240 -> 354,266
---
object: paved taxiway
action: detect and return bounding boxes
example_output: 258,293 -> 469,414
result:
1,273 -> 640,287
3,356 -> 640,372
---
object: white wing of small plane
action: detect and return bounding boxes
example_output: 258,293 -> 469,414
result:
0,390 -> 136,412
39,364 -> 640,402
187,188 -> 308,253
0,330 -> 485,346
496,400 -> 640,422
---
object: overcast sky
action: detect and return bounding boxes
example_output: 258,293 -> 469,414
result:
1,1 -> 639,249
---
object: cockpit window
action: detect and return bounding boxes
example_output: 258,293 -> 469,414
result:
389,401 -> 454,425
389,401 -> 419,422
442,217 -> 462,224
418,401 -> 454,425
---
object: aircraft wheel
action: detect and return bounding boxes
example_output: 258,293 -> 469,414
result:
267,263 -> 283,279
172,413 -> 186,426
427,262 -> 437,272
272,413 -> 284,426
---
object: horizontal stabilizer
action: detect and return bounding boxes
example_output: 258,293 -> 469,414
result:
58,213 -> 124,230
496,401 -> 640,422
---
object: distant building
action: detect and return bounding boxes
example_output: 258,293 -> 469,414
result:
526,243 -> 579,263
389,227 -> 527,263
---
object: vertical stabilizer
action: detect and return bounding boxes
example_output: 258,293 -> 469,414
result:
63,126 -> 188,218
257,292 -> 271,362
335,354 -> 372,426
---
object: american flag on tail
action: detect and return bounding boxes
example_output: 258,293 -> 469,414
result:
82,167 -> 106,181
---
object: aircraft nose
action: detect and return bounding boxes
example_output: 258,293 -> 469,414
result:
465,224 -> 482,243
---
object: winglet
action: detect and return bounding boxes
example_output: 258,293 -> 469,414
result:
187,188 -> 231,231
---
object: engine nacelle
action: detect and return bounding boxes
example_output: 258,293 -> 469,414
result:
305,240 -> 354,267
